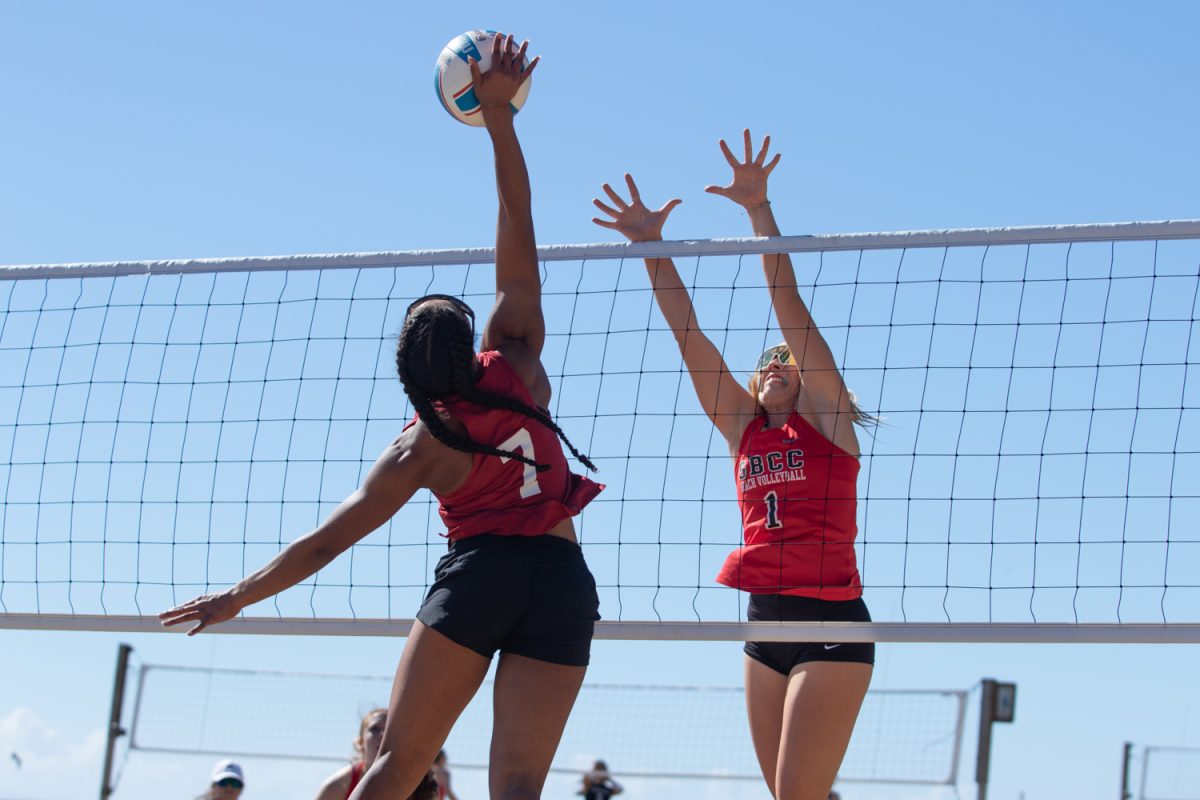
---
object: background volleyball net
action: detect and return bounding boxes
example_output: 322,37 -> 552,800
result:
1,221 -> 1198,642
1134,745 -> 1200,800
126,660 -> 967,786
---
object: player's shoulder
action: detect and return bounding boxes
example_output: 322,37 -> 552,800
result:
313,764 -> 353,800
491,341 -> 550,407
384,415 -> 474,492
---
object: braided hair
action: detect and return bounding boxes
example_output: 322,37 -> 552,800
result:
395,298 -> 596,473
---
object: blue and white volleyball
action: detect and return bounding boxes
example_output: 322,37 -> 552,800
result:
434,30 -> 532,127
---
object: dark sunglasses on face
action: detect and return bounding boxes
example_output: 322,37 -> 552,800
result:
406,293 -> 475,322
755,345 -> 794,372
214,779 -> 244,789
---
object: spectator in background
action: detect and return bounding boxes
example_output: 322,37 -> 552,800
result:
198,759 -> 244,800
432,749 -> 459,800
408,769 -> 440,800
579,760 -> 623,800
315,708 -> 387,799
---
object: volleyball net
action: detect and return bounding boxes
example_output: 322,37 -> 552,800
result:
126,660 -> 967,786
1,220 -> 1199,642
1134,745 -> 1200,800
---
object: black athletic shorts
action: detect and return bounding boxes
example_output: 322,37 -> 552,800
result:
744,593 -> 875,674
416,534 -> 600,667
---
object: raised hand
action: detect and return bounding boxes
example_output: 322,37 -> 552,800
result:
158,590 -> 240,635
469,33 -> 539,112
704,128 -> 781,210
592,174 -> 682,242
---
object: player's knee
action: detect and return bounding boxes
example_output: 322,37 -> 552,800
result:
493,769 -> 543,800
774,784 -> 834,800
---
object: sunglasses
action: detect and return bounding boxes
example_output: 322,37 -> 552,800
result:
755,345 -> 794,372
214,778 -> 244,789
406,293 -> 475,321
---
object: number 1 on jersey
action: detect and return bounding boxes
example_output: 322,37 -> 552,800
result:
499,427 -> 541,499
764,491 -> 783,529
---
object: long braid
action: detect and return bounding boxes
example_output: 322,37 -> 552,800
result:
396,305 -> 544,470
457,381 -> 597,472
397,300 -> 596,472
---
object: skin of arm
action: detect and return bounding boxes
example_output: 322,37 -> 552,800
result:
706,129 -> 861,455
592,174 -> 758,451
469,35 -> 550,404
158,426 -> 451,634
313,765 -> 352,800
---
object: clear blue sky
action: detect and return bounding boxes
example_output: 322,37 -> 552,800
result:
2,2 -> 1199,799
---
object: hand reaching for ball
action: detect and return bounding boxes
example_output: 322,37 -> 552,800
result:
469,33 -> 539,114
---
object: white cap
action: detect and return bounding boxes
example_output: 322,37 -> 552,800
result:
211,759 -> 245,783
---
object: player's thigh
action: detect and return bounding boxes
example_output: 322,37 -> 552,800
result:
364,622 -> 490,794
743,652 -> 790,795
488,651 -> 586,799
775,661 -> 872,800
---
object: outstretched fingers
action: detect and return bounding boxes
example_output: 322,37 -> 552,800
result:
624,173 -> 642,204
592,197 -> 621,218
753,133 -> 772,166
764,152 -> 782,174
719,138 -> 739,168
158,605 -> 208,635
602,182 -> 629,210
492,30 -> 505,64
658,197 -> 683,216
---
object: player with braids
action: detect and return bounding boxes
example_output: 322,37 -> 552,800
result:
162,34 -> 603,800
395,295 -> 595,472
594,130 -> 873,800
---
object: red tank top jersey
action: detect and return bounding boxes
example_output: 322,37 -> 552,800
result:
346,761 -> 365,797
715,411 -> 863,600
408,350 -> 603,540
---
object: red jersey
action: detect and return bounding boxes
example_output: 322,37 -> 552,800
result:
716,411 -> 862,600
408,350 -> 603,540
346,761 -> 365,798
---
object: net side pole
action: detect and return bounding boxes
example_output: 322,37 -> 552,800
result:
98,642 -> 132,800
3,615 -> 1200,643
976,679 -> 996,800
1121,741 -> 1134,800
5,219 -> 1200,279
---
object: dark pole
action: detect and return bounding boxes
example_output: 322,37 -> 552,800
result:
1120,742 -> 1133,800
99,643 -> 133,800
976,679 -> 996,800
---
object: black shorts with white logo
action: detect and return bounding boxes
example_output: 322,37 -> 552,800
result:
416,534 -> 600,667
744,593 -> 875,675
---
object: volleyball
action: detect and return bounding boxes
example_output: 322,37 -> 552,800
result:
434,30 -> 532,127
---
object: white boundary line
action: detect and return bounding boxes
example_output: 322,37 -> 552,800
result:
2,614 -> 1198,642
4,219 -> 1200,279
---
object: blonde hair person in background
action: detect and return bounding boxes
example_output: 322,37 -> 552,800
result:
198,759 -> 244,800
315,708 -> 388,800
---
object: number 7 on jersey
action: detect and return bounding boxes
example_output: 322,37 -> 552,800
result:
499,427 -> 541,499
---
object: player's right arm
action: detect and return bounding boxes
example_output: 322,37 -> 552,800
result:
471,34 -> 548,395
158,432 -> 429,635
593,174 -> 758,448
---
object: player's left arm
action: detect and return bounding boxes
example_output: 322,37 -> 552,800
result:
471,35 -> 546,389
708,129 -> 860,448
158,434 -> 426,634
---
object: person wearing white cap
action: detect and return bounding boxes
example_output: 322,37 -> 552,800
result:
196,759 -> 244,800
